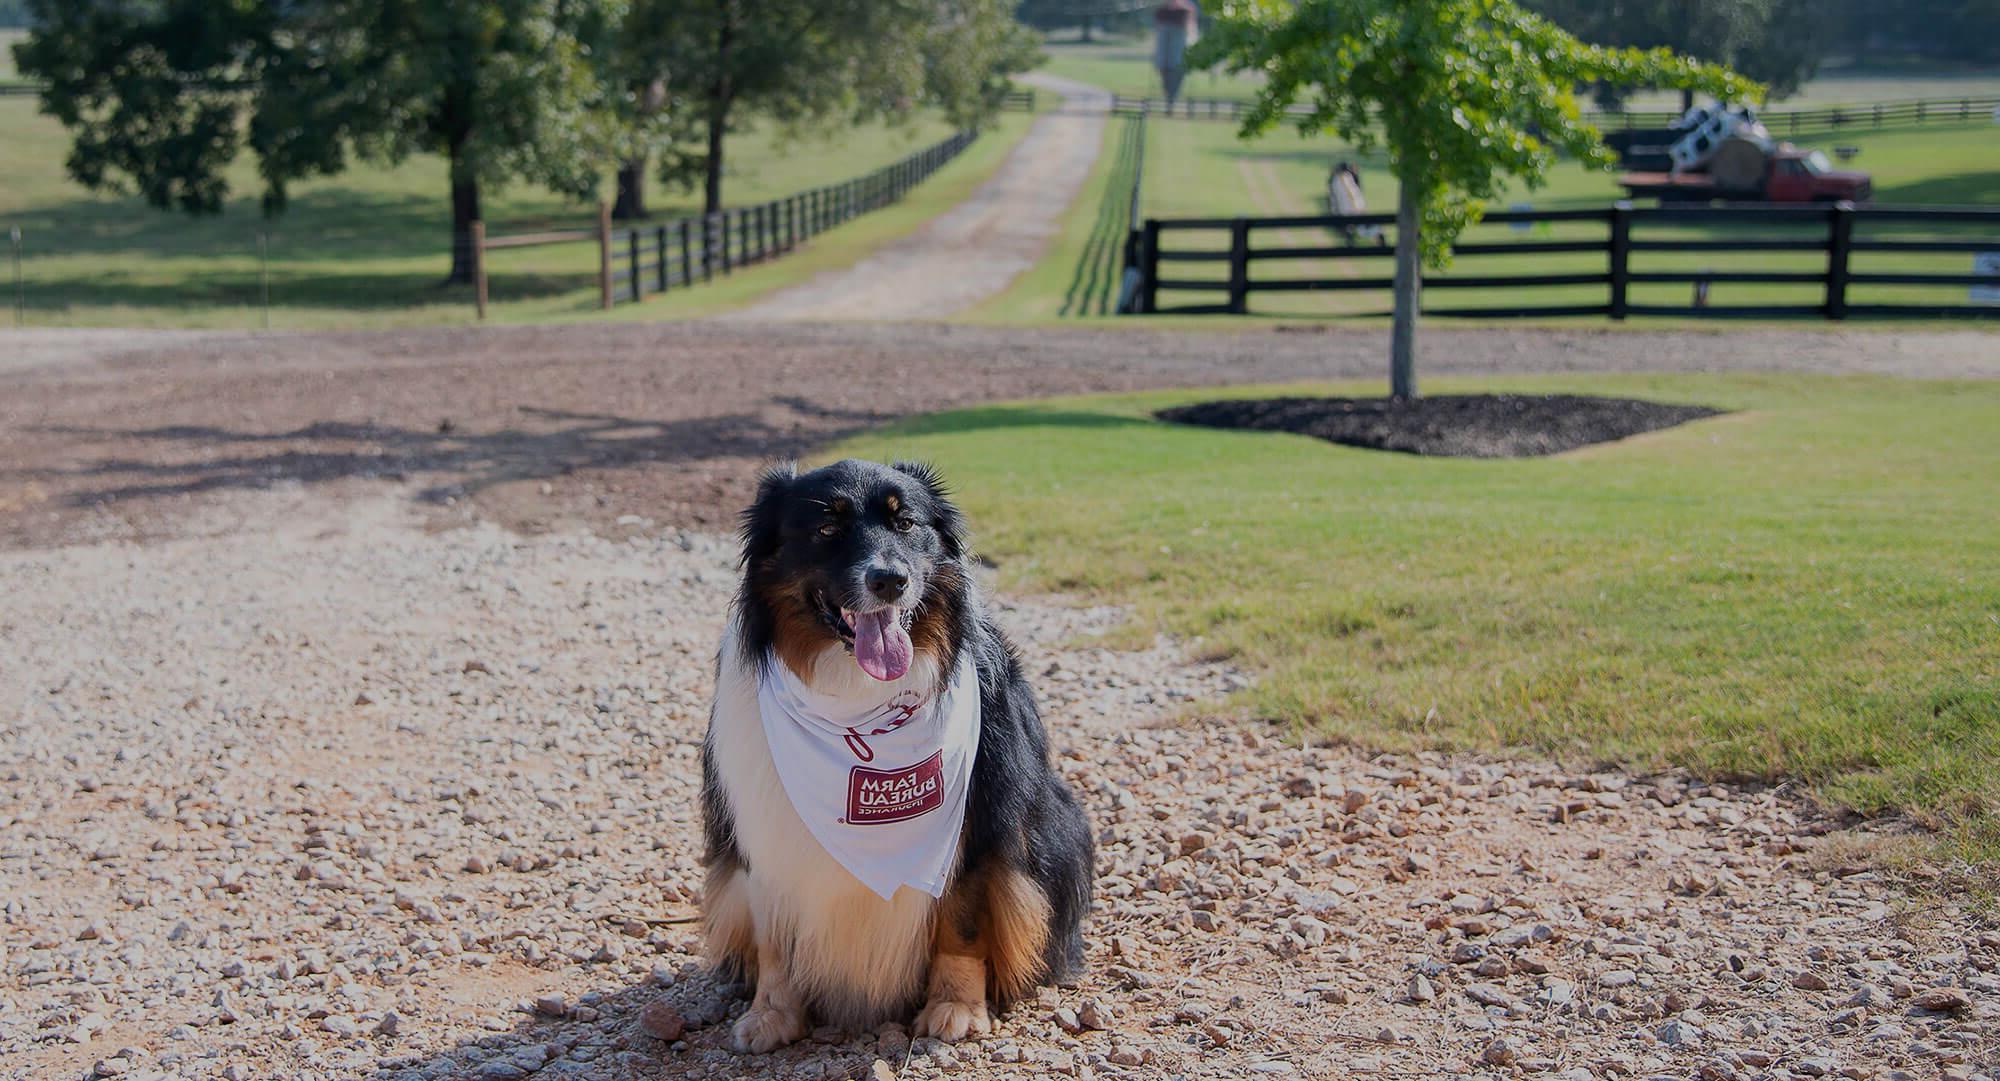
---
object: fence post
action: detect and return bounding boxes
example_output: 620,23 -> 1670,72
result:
656,225 -> 668,292
681,219 -> 694,286
1227,218 -> 1250,315
723,212 -> 735,274
471,221 -> 488,320
258,230 -> 271,331
1608,202 -> 1630,321
627,228 -> 642,302
1141,219 -> 1162,314
9,225 -> 21,328
596,201 -> 613,310
1825,201 -> 1854,320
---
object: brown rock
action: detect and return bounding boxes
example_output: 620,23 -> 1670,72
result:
638,1001 -> 685,1041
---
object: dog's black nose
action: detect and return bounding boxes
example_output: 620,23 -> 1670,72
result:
866,566 -> 909,601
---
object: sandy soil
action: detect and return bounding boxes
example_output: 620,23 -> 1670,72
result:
723,74 -> 1111,322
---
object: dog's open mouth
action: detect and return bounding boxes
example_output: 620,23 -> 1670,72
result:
816,592 -> 916,682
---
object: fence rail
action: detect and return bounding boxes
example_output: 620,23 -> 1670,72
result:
478,130 -> 977,315
1111,93 -> 2000,137
1130,204 -> 2000,321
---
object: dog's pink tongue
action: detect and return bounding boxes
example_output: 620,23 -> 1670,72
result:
851,608 -> 913,682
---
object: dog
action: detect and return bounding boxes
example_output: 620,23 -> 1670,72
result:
699,458 -> 1094,1052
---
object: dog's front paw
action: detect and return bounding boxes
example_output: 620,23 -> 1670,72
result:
729,1003 -> 807,1053
913,998 -> 992,1042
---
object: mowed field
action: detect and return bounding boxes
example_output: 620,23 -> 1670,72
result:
0,75 -> 1034,329
1038,32 -> 2000,108
834,372 -> 2000,860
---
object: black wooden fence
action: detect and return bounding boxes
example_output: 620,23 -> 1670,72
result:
477,130 -> 976,315
1111,93 -> 2000,137
607,130 -> 977,308
1128,204 -> 2000,320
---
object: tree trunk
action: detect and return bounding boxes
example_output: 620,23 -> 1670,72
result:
1389,184 -> 1421,400
612,157 -> 647,220
448,159 -> 481,286
703,107 -> 727,216
1080,15 -> 1092,42
703,13 -> 736,216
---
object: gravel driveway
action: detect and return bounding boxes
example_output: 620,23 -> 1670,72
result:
722,73 -> 1110,321
3,323 -> 1999,1080
3,485 -> 1996,1081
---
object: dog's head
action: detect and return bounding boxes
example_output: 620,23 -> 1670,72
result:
738,459 -> 968,684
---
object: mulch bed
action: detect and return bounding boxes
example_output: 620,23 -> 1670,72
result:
1155,393 -> 1725,458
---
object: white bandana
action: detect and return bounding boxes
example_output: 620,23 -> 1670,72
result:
757,651 -> 981,901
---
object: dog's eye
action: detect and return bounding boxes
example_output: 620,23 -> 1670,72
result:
892,516 -> 917,533
817,522 -> 842,539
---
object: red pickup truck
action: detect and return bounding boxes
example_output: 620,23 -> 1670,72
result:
1620,146 -> 1873,204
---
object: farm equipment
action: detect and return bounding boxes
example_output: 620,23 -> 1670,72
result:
1608,103 -> 1873,204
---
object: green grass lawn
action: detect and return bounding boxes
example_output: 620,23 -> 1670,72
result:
0,88 -> 1026,328
833,373 -> 2000,858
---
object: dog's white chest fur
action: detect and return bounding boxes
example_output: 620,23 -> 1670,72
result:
706,622 -> 946,1024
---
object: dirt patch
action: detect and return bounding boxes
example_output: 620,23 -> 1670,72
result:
3,321 -> 1996,552
1157,393 -> 1726,457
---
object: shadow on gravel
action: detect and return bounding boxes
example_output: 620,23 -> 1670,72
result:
363,969 -> 976,1081
363,971 -> 758,1081
20,399 -> 901,510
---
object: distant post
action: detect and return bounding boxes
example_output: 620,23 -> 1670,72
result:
471,221 -> 488,320
597,201 -> 613,310
10,226 -> 21,328
1153,1 -> 1199,105
258,231 -> 271,331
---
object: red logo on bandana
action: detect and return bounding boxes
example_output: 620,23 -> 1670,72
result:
845,751 -> 946,825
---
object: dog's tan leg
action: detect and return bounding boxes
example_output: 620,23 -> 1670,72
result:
914,950 -> 992,1041
914,868 -> 1003,1041
730,935 -> 809,1053
702,860 -> 756,982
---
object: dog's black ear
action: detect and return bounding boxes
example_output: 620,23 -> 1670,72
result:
893,460 -> 967,559
739,461 -> 798,565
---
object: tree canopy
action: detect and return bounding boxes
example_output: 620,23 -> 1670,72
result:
15,0 -> 605,281
624,0 -> 1037,214
1192,0 -> 1753,397
1526,0 -> 1821,107
14,0 -> 1035,274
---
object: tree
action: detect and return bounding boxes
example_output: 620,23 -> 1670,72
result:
1193,0 -> 1752,399
1526,0 -> 1823,109
15,0 -> 607,284
625,0 -> 1036,215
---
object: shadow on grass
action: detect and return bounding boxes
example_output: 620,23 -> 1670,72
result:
885,407 -> 1154,439
22,402 -> 902,510
10,188 -> 593,262
13,269 -> 589,313
1872,170 -> 2000,206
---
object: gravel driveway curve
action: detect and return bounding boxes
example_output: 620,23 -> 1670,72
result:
722,73 -> 1110,322
2,488 -> 1996,1081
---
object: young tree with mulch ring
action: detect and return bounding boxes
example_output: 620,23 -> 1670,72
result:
1192,0 -> 1755,399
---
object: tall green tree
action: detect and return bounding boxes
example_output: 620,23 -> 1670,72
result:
1527,0 -> 1823,108
15,0 -> 607,284
1193,0 -> 1752,399
625,0 -> 1036,215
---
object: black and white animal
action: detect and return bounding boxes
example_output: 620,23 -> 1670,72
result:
700,459 -> 1095,1052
